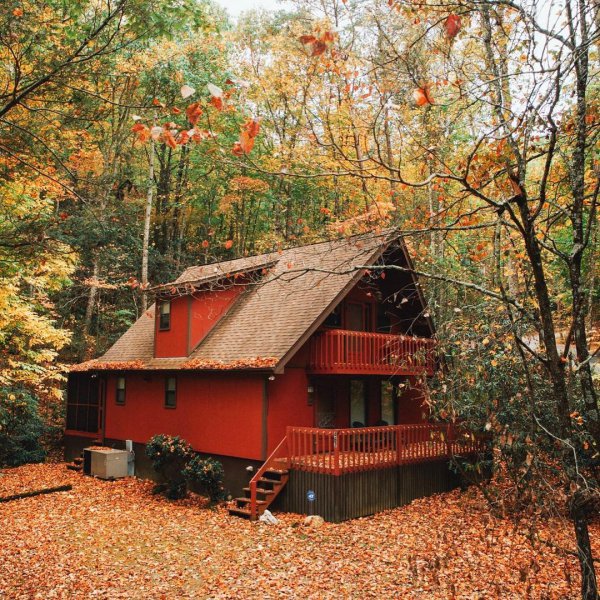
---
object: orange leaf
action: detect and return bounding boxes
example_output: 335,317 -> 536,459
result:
299,35 -> 317,44
177,130 -> 190,145
224,240 -> 234,250
210,96 -> 224,111
413,87 -> 434,106
201,240 -> 209,248
239,131 -> 256,154
13,7 -> 23,16
232,142 -> 244,156
186,102 -> 203,125
171,107 -> 182,114
243,118 -> 260,138
131,123 -> 150,143
163,129 -> 178,149
311,40 -> 328,56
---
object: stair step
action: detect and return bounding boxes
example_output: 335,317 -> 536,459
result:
73,457 -> 84,465
265,468 -> 288,476
66,464 -> 82,471
257,478 -> 284,487
235,497 -> 266,506
243,487 -> 274,496
228,507 -> 252,519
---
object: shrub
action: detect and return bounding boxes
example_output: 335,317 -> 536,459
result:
0,388 -> 46,467
183,456 -> 225,503
145,434 -> 193,499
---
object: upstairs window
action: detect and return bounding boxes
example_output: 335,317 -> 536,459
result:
159,300 -> 171,330
115,376 -> 126,405
165,376 -> 177,408
323,305 -> 342,328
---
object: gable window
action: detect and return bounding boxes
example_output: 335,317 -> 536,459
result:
115,376 -> 126,405
165,376 -> 177,408
159,300 -> 171,330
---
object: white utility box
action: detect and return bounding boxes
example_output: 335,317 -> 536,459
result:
87,448 -> 129,479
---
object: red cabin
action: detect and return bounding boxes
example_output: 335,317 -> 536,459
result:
66,232 -> 480,521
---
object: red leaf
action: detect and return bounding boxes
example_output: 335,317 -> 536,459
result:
445,14 -> 461,38
299,35 -> 317,44
232,141 -> 244,156
201,240 -> 209,248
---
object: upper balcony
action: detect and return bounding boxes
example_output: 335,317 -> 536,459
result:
308,329 -> 435,376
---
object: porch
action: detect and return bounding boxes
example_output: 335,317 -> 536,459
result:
308,329 -> 435,376
230,423 -> 485,521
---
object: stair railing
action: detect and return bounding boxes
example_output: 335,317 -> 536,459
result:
249,435 -> 290,519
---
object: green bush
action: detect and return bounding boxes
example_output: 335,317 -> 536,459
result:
0,388 -> 46,467
145,434 -> 193,499
183,455 -> 225,503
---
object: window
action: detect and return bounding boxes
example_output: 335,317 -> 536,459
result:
350,379 -> 366,426
159,300 -> 171,330
116,376 -> 126,405
380,380 -> 395,425
66,373 -> 99,432
165,376 -> 177,408
323,305 -> 342,328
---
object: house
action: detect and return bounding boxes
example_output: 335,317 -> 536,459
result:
66,230 -> 480,521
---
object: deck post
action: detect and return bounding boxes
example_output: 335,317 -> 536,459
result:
333,431 -> 340,476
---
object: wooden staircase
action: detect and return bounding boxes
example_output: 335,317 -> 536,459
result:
228,437 -> 289,521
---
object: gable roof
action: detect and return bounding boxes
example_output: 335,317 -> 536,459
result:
73,230 -> 424,373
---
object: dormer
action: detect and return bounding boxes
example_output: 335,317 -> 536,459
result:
152,260 -> 275,359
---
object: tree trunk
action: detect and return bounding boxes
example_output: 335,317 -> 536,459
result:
141,128 -> 156,313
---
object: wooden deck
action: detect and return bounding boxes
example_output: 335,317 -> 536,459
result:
231,424 -> 485,520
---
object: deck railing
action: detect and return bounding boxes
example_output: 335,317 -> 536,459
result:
309,329 -> 435,375
286,423 -> 484,475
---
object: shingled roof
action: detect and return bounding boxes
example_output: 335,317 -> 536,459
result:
74,230 -> 415,373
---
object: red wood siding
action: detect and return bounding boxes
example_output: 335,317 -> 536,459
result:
266,368 -> 313,453
104,373 -> 264,459
189,286 -> 244,352
154,296 -> 189,358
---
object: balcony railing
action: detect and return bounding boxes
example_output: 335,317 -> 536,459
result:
286,424 -> 484,475
309,329 -> 435,375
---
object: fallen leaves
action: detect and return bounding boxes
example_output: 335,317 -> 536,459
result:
0,463 -> 595,599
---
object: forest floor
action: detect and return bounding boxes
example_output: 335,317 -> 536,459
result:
0,463 -> 597,599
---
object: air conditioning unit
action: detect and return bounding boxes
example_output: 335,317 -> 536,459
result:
85,448 -> 129,479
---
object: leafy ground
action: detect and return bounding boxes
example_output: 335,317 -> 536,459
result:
0,464 -> 597,599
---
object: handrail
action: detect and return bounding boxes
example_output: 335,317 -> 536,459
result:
309,329 -> 435,375
248,436 -> 289,518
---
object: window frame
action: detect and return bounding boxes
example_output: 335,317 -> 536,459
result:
164,376 -> 177,409
115,376 -> 126,406
159,300 -> 171,331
